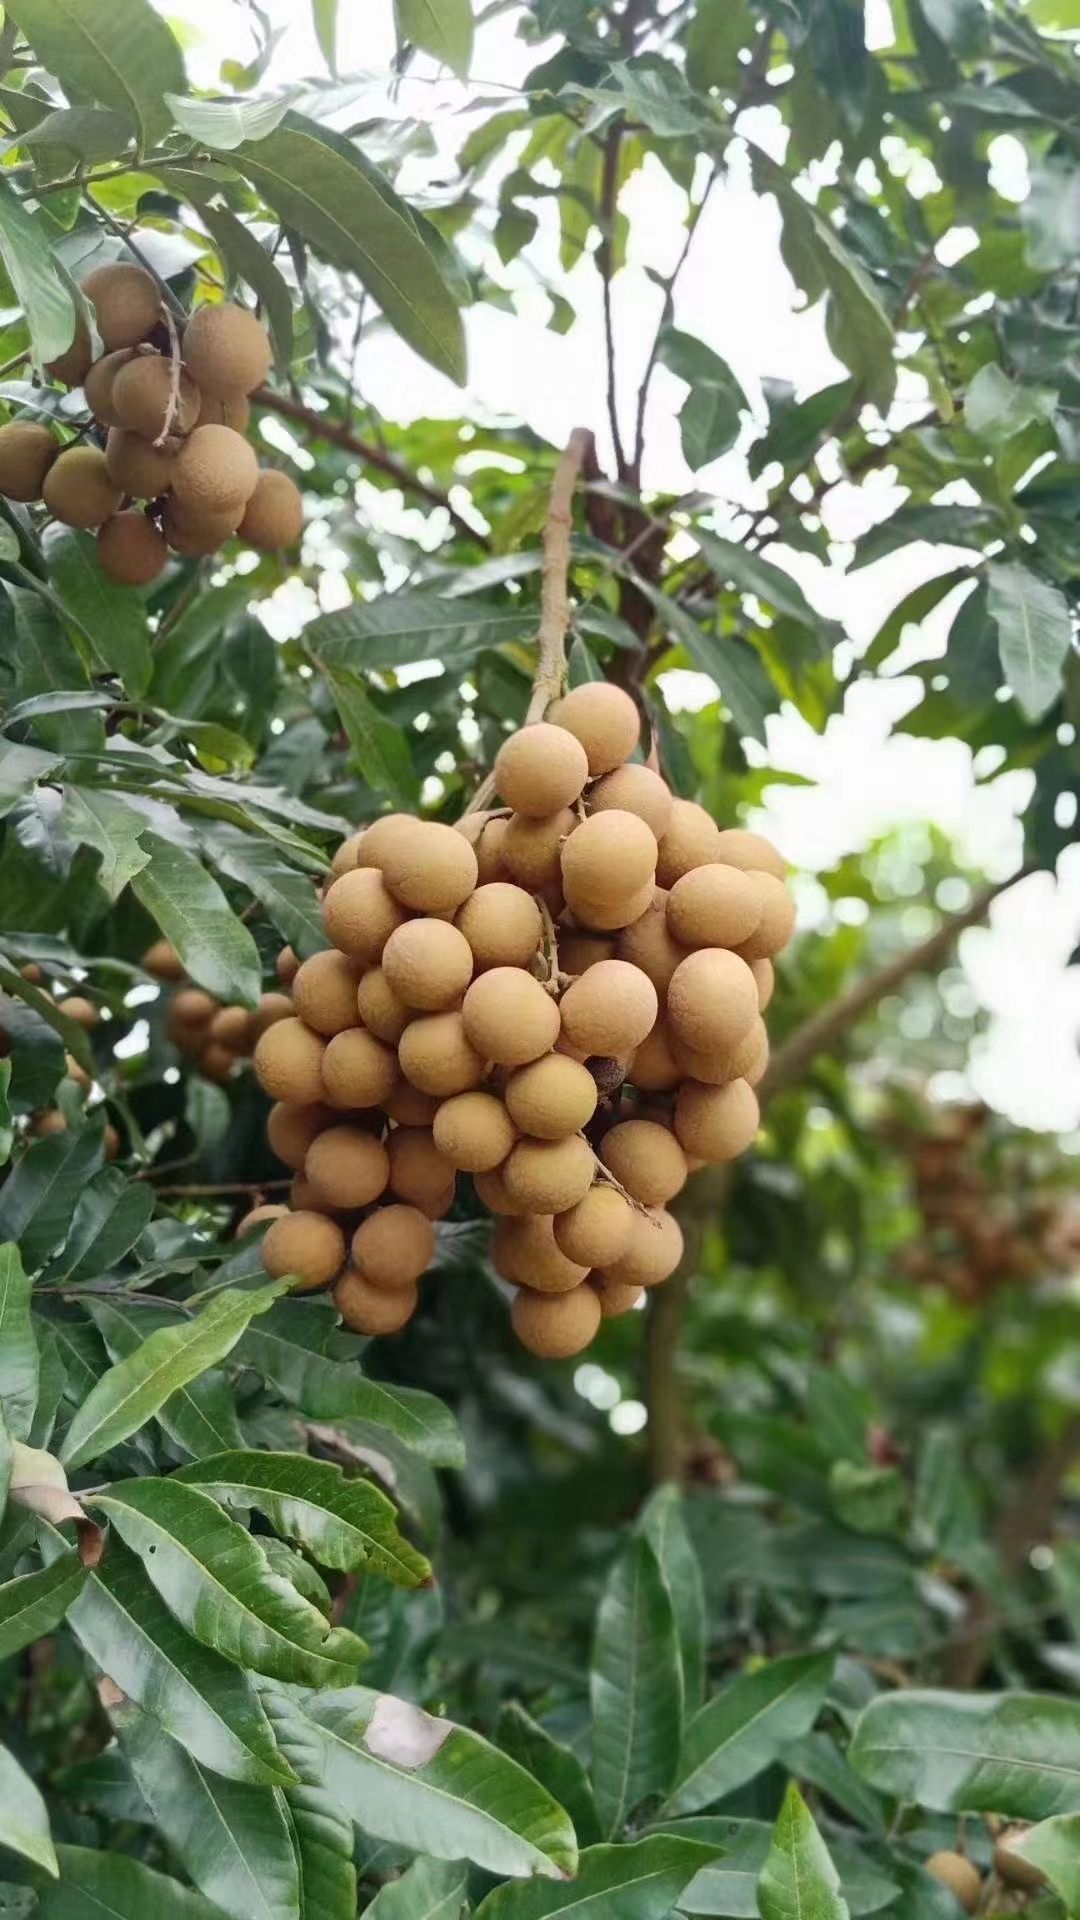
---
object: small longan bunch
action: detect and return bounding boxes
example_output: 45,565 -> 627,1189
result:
146,938 -> 292,1084
252,683 -> 795,1359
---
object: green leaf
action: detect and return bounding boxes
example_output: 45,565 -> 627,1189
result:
88,1297 -> 245,1460
691,531 -> 827,633
308,591 -> 535,669
850,1689 -> 1080,1818
496,1702 -> 601,1849
18,105 -> 133,163
0,175 -> 76,366
0,1243 -> 38,1440
6,0 -> 187,151
367,1856 -> 470,1919
93,1477 -> 367,1686
0,1122 -> 108,1275
43,526 -> 152,697
0,959 -> 94,1076
473,1836 -> 719,1919
0,740 -> 60,821
312,0 -> 338,72
221,112 -> 466,383
590,1535 -> 682,1837
1009,1815 -> 1080,1909
757,1785 -> 849,1920
323,664 -> 419,810
262,1688 -> 358,1920
0,1059 -> 11,1169
0,1550 -> 85,1659
207,828 -> 328,960
639,1485 -> 706,1712
173,1449 -> 430,1586
193,203 -> 294,371
829,1461 -> 906,1538
10,587 -> 101,754
130,832 -> 263,1008
40,1845 -> 224,1920
59,1279 -> 289,1471
638,583 -> 779,742
60,787 -> 152,901
965,364 -> 1056,446
986,562 -> 1071,722
165,90 -> 298,148
395,0 -> 473,77
657,329 -> 748,470
0,1740 -> 58,1878
43,1168 -> 154,1285
664,1653 -> 834,1818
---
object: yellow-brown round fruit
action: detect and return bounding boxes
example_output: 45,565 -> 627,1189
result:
554,1185 -> 634,1267
236,1203 -> 288,1237
505,1054 -> 597,1139
266,1100 -> 333,1171
512,1283 -> 601,1356
172,424 -> 259,519
357,968 -> 411,1044
200,390 -> 251,432
550,682 -> 640,776
455,883 -> 542,972
380,820 -> 479,915
200,1041 -> 239,1083
591,1273 -> 644,1317
602,1207 -> 684,1288
0,421 -> 57,501
105,427 -> 176,499
142,938 -> 184,980
462,968 -> 561,1067
503,1133 -> 595,1213
46,325 -> 92,387
924,1853 -> 981,1914
601,1119 -> 687,1206
20,963 -> 43,983
387,1127 -> 455,1213
564,877 -> 655,933
492,1213 -> 589,1292
501,808 -> 575,889
104,1122 -> 121,1159
305,1125 -> 390,1210
558,959 -> 657,1058
321,1028 -> 398,1109
383,918 -> 474,1012
239,469 -> 304,551
714,827 -> 786,880
731,1018 -> 769,1087
615,890 -> 685,994
253,1017 -> 326,1104
335,1268 -> 418,1334
209,1004 -> 255,1051
161,504 -> 240,555
254,991 -> 294,1038
667,863 -> 763,951
750,957 -> 774,1011
675,1078 -> 759,1162
29,1108 -> 67,1137
58,995 -> 98,1030
183,302 -> 272,397
261,1208 -> 346,1291
330,831 -> 364,879
111,353 -> 201,439
655,798 -> 721,886
589,764 -> 673,838
351,1204 -> 434,1290
561,810 -> 657,907
97,512 -> 168,586
43,446 -> 122,528
475,815 -> 510,884
292,950 -> 363,1037
398,1010 -> 483,1097
993,1830 -> 1045,1893
631,1018 -> 680,1092
64,1052 -> 92,1092
736,874 -> 796,960
323,867 -> 406,963
277,946 -> 299,986
474,1163 -> 530,1215
667,949 -> 759,1056
84,349 -> 137,426
353,814 -> 415,868
81,263 -> 159,349
559,930 -> 614,975
495,722 -> 589,817
433,1091 -> 517,1171
170,986 -> 218,1030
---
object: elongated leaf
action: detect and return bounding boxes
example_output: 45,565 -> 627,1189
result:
368,1856 -> 470,1919
0,1549 -> 85,1658
1010,1814 -> 1080,1909
637,582 -> 778,743
665,1653 -> 834,1818
40,1844 -> 224,1920
208,830 -> 326,959
666,1816 -> 896,1919
7,0 -> 186,150
0,175 -> 76,366
166,89 -> 298,147
691,531 -> 824,633
987,561 -> 1071,721
174,1449 -> 429,1586
0,958 -> 94,1075
591,1535 -> 682,1836
308,591 -> 534,670
497,1702 -> 601,1849
194,203 -> 294,369
0,1740 -> 57,1877
0,1242 -> 38,1440
474,1836 -> 718,1919
44,526 -> 151,696
640,1485 -> 706,1713
89,1298 -> 245,1460
60,786 -> 152,900
131,832 -> 262,1007
0,740 -> 60,821
60,1279 -> 288,1470
262,1686 -> 358,1920
11,586 -> 101,754
757,1785 -> 849,1920
0,1121 -> 105,1273
44,1169 -> 154,1285
94,1477 -> 367,1686
657,330 -> 747,470
849,1688 -> 1080,1820
324,664 -> 418,809
395,0 -> 473,76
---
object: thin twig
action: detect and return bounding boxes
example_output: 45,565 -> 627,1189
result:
631,161 -> 721,475
524,426 -> 594,723
598,128 -> 629,478
155,301 -> 182,446
152,1179 -> 293,1198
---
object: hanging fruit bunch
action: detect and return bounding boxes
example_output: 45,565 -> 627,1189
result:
142,939 -> 292,1084
0,262 -> 302,582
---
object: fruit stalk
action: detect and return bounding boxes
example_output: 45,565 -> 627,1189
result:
155,301 -> 183,448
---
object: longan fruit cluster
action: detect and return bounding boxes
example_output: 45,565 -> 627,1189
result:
250,681 -> 795,1358
0,265 -> 303,586
0,970 -> 118,1155
143,938 -> 291,1083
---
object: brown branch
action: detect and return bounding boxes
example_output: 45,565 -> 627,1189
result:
525,426 -> 594,722
631,162 -> 721,478
598,129 -> 629,480
155,301 -> 182,446
150,1179 -> 293,1197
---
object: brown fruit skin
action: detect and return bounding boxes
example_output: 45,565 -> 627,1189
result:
512,1283 -> 602,1357
924,1853 -> 981,1914
456,883 -> 542,972
384,1081 -> 441,1128
266,1100 -> 333,1171
142,938 -> 184,980
105,427 -> 176,499
46,326 -> 93,387
492,1213 -> 589,1292
353,814 -> 415,868
173,424 -> 259,518
559,930 -> 614,975
474,1163 -> 531,1215
200,390 -> 252,432
183,303 -> 272,397
667,948 -> 759,1056
58,995 -> 98,1030
736,873 -> 796,960
305,1125 -> 390,1210
667,863 -> 763,951
84,348 -> 137,426
253,1017 -> 327,1104
236,1203 -> 288,1237
503,1133 -> 596,1213
64,1052 -> 92,1092
112,354 -> 201,439
751,957 -> 774,1011
474,816 -> 511,884
601,1207 -> 684,1287
81,263 -> 160,349
561,810 -> 657,907
558,959 -> 658,1059
292,950 -> 364,1037
501,808 -> 575,889
589,764 -> 673,838
631,1018 -> 680,1092
494,723 -> 589,817
200,1041 -> 239,1083
97,512 -> 168,586
0,421 -> 58,501
330,831 -> 365,879
323,867 -> 406,963
43,446 -> 123,528
357,967 -> 412,1044
601,1119 -> 688,1206
334,1267 -> 418,1334
462,968 -> 561,1066
209,1004 -> 255,1051
398,1010 -> 484,1097
550,682 -> 640,775
383,918 -> 474,1012
351,1204 -> 434,1290
254,991 -> 294,1037
170,987 -> 218,1029
564,877 -> 654,934
380,820 -> 479,915
993,1829 -> 1045,1892
675,1078 -> 760,1163
505,1054 -> 597,1139
239,469 -> 304,551
655,799 -> 721,886
591,1273 -> 644,1318
321,1028 -> 398,1109
554,1185 -> 634,1267
387,1127 -> 456,1214
29,1108 -> 67,1136
162,501 -> 242,555
276,946 -> 299,986
433,1091 -> 517,1171
714,827 -> 786,880
616,889 -> 685,994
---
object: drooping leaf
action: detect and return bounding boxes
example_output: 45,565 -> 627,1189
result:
43,526 -> 152,697
664,1653 -> 834,1817
323,664 -> 420,810
1009,1814 -> 1080,1909
43,1168 -> 154,1285
202,829 -> 324,958
0,1740 -> 58,1877
473,1836 -> 719,1919
590,1534 -> 682,1837
691,530 -> 829,634
987,562 -> 1071,721
60,787 -> 152,901
0,1242 -> 38,1440
130,833 -> 263,1007
757,1784 -> 849,1920
307,591 -> 535,670
262,1686 -> 358,1920
6,0 -> 187,150
367,1856 -> 470,1919
657,330 -> 748,470
39,1844 -> 225,1920
639,1485 -> 706,1712
0,1549 -> 85,1659
964,364 -> 1056,446
0,741 -> 61,822
496,1702 -> 601,1848
849,1689 -> 1080,1819
394,0 -> 473,77
0,176 -> 77,366
88,1298 -> 246,1461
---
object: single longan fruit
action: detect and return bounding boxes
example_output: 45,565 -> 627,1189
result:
81,263 -> 160,349
736,874 -> 796,960
239,469 -> 304,551
103,1122 -> 120,1160
200,1041 -> 240,1083
631,1018 -> 680,1092
58,995 -> 98,1030
266,1100 -> 334,1171
495,723 -> 589,817
112,354 -> 201,439
558,960 -> 657,1059
501,808 -> 575,889
0,421 -> 57,501
387,1127 -> 456,1213
505,1054 -> 597,1139
277,946 -> 299,986
462,968 -> 561,1066
383,918 -> 473,1012
183,302 -> 272,397
601,1119 -> 687,1206
236,1203 -> 288,1237
162,501 -> 241,555
169,986 -> 217,1029
559,930 -> 614,975
351,1204 -> 434,1290
142,938 -> 184,980
731,1018 -> 769,1087
655,799 -> 721,886
253,1017 -> 327,1104
353,814 -> 415,868
321,1028 -> 398,1109
456,883 -> 542,972
210,1004 -> 255,1051
474,1162 -> 530,1215
254,991 -> 294,1038
330,831 -> 365,879
64,1052 -> 92,1092
323,867 -> 406,963
563,877 -> 656,933
172,424 -> 259,518
615,889 -> 685,993
503,1133 -> 596,1213
84,349 -> 136,426
398,1010 -> 483,1097
305,1125 -> 390,1210
554,1185 -> 634,1267
512,1283 -> 602,1357
462,815 -> 510,884
589,764 -> 673,838
433,1091 -> 517,1171
714,827 -> 787,880
43,446 -> 122,528
667,863 -> 763,951
335,1268 -> 418,1335
675,1078 -> 760,1163
200,390 -> 251,432
492,1213 -> 589,1292
46,325 -> 92,387
357,967 -> 411,1044
29,1108 -> 67,1136
591,1273 -> 644,1318
97,512 -> 168,587
105,427 -> 175,500
924,1854 -> 981,1914
380,820 -> 479,915
550,682 -> 640,775
292,950 -> 363,1037
667,949 -> 759,1056
751,956 -> 774,1011
20,962 -> 44,983
602,1207 -> 684,1288
261,1208 -> 345,1291
994,1831 -> 1045,1893
561,810 -> 657,907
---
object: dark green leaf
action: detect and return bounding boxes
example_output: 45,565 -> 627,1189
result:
639,1484 -> 706,1712
657,330 -> 748,470
60,787 -> 152,901
473,1836 -> 719,1919
43,527 -> 151,697
309,591 -> 534,670
0,1550 -> 85,1659
44,1169 -> 154,1285
849,1689 -> 1080,1819
324,665 -> 419,810
6,0 -> 187,150
965,364 -> 1056,446
496,1702 -> 601,1848
205,829 -> 325,958
367,1856 -> 469,1919
691,530 -> 827,633
40,1844 -> 224,1920
194,203 -> 294,370
130,833 -> 263,1008
0,176 -> 77,366
665,1653 -> 834,1817
88,1299 -> 246,1462
590,1535 -> 682,1836
262,1687 -> 358,1920
0,1243 -> 38,1440
0,742 -> 60,822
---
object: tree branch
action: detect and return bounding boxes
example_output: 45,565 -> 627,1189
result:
598,128 -> 630,479
631,161 -> 721,477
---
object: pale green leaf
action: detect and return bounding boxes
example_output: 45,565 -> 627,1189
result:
590,1535 -> 682,1837
757,1785 -> 849,1920
7,0 -> 187,150
395,0 -> 473,77
850,1689 -> 1080,1820
0,1741 -> 58,1877
473,1836 -> 719,1919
